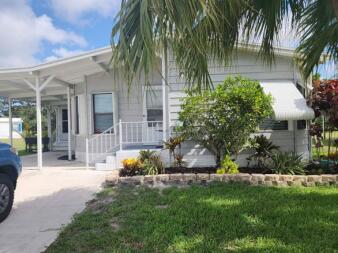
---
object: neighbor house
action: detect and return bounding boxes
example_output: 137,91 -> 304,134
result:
0,118 -> 23,139
0,45 -> 315,169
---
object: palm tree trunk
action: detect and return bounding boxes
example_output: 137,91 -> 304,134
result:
331,0 -> 338,19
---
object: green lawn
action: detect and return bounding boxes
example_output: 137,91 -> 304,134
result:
0,138 -> 32,156
45,183 -> 338,253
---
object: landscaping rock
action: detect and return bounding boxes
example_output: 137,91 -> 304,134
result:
251,174 -> 265,182
234,173 -> 251,183
279,175 -> 293,182
265,174 -> 279,181
293,175 -> 307,182
196,173 -> 210,181
307,175 -> 322,183
143,175 -> 154,184
106,175 -> 119,186
155,174 -> 169,182
169,173 -> 183,182
106,172 -> 338,188
321,175 -> 336,182
209,174 -> 223,181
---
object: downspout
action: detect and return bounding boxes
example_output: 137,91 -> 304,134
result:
292,61 -> 297,154
162,44 -> 169,141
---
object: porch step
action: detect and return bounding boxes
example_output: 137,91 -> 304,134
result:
53,142 -> 68,151
95,155 -> 117,171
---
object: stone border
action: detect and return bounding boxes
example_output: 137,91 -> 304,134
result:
106,173 -> 338,187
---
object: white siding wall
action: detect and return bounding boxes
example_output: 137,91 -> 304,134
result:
74,69 -> 162,157
167,51 -> 310,166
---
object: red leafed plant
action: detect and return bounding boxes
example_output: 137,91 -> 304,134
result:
308,79 -> 338,127
308,79 -> 338,165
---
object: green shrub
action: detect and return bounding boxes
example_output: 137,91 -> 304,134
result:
216,155 -> 239,174
178,76 -> 273,167
270,152 -> 305,175
138,150 -> 165,175
138,150 -> 156,163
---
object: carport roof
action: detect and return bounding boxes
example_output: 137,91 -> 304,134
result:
0,46 -> 113,99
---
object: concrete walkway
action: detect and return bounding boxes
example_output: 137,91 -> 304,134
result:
0,168 -> 109,253
21,152 -> 89,170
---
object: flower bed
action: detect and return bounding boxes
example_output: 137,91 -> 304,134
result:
107,173 -> 338,187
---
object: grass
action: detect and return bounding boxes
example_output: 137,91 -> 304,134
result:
45,183 -> 338,253
0,138 -> 32,156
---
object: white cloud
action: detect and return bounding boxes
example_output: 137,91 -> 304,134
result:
44,47 -> 85,62
50,0 -> 121,24
0,0 -> 87,68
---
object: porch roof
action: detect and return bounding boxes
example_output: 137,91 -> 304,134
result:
260,81 -> 315,121
0,46 -> 113,100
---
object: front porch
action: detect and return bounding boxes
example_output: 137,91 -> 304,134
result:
21,152 -> 87,170
0,47 -> 169,170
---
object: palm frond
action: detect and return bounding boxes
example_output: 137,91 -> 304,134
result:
111,0 -> 336,92
296,0 -> 338,78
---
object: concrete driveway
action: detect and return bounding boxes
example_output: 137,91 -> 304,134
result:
0,168 -> 109,253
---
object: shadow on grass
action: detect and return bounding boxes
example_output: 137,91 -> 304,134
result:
46,183 -> 338,253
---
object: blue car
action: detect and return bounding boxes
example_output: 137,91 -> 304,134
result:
0,142 -> 22,222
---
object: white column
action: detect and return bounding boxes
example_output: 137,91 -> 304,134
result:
35,76 -> 43,170
47,109 -> 52,151
8,97 -> 13,146
162,47 -> 169,141
67,87 -> 72,161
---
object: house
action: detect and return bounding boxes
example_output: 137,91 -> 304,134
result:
0,118 -> 23,139
0,45 -> 315,170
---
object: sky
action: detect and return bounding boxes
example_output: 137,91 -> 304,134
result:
0,0 -> 335,78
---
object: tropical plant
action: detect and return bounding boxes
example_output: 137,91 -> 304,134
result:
247,135 -> 279,169
178,76 -> 272,167
216,155 -> 239,174
138,150 -> 156,163
163,135 -> 184,168
308,79 -> 338,165
141,154 -> 165,175
270,152 -> 305,175
119,158 -> 143,177
173,154 -> 186,170
111,0 -> 338,91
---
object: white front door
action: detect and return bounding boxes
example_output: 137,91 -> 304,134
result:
142,86 -> 163,144
58,107 -> 68,142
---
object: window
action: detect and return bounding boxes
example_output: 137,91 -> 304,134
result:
259,118 -> 288,130
93,93 -> 113,134
62,109 -> 68,133
75,96 -> 79,134
146,89 -> 163,122
297,120 -> 307,130
296,82 -> 305,97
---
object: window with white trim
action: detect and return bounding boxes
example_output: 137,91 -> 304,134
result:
93,93 -> 114,134
146,89 -> 163,122
259,118 -> 288,130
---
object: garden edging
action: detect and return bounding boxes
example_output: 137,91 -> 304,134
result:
106,173 -> 338,187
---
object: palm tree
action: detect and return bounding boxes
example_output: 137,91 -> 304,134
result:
111,0 -> 338,90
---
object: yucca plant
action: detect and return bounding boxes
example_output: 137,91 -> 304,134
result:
270,152 -> 305,175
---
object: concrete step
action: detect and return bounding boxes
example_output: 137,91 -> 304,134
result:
53,142 -> 68,151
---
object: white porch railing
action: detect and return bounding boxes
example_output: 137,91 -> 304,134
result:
86,120 -> 163,165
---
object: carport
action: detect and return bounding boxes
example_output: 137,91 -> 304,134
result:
0,47 -> 112,170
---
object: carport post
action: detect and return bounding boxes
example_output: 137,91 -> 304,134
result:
47,109 -> 52,151
67,87 -> 72,161
8,97 -> 13,146
35,76 -> 43,170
